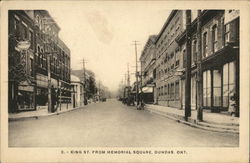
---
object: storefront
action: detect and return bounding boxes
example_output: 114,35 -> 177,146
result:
201,47 -> 239,113
17,81 -> 35,111
141,85 -> 154,104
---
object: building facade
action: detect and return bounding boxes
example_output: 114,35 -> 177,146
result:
8,10 -> 71,113
140,35 -> 157,104
154,10 -> 187,108
141,10 -> 239,115
71,75 -> 84,108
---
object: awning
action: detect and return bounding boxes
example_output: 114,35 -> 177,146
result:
142,86 -> 153,93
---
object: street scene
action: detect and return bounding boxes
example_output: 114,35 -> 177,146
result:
8,9 -> 240,147
9,99 -> 238,147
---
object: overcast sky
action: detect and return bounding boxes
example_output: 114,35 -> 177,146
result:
48,2 -> 171,92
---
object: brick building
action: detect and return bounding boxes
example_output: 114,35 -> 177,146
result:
140,35 -> 157,104
140,10 -> 239,115
8,10 -> 71,113
154,10 -> 188,108
176,10 -> 239,114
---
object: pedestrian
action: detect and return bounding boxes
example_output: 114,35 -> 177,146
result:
229,93 -> 236,116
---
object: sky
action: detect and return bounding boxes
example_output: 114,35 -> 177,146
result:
47,2 -> 171,92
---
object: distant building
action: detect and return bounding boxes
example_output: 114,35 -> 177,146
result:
71,75 -> 84,108
140,35 -> 157,104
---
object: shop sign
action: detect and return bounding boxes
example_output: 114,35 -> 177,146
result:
18,85 -> 34,92
15,41 -> 31,52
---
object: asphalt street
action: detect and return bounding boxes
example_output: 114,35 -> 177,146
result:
9,99 -> 239,147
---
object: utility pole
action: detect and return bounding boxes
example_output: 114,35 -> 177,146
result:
133,41 -> 139,106
47,52 -> 52,113
127,63 -> 130,86
185,10 -> 192,120
196,10 -> 203,121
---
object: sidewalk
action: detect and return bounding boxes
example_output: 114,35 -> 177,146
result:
9,104 -> 84,121
145,104 -> 239,134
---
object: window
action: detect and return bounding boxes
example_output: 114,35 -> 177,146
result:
167,84 -> 170,99
171,83 -> 174,100
21,23 -> 28,40
171,64 -> 175,70
223,62 -> 236,108
202,32 -> 208,57
213,69 -> 222,106
192,40 -> 197,64
29,30 -> 34,50
175,60 -> 180,67
224,24 -> 230,44
175,81 -> 179,99
164,85 -> 167,95
14,17 -> 19,31
212,24 -> 218,53
183,49 -> 186,68
203,70 -> 211,107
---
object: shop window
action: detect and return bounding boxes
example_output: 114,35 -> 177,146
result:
190,76 -> 196,108
223,62 -> 236,108
203,70 -> 211,107
213,70 -> 222,106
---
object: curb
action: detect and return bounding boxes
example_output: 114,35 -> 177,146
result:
8,106 -> 84,122
145,107 -> 239,134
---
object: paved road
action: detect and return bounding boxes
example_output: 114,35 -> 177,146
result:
9,99 -> 239,147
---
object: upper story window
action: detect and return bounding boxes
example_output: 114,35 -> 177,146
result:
20,22 -> 28,40
29,30 -> 34,50
212,24 -> 218,53
183,49 -> 186,68
202,32 -> 208,58
225,24 -> 230,44
192,39 -> 197,64
14,15 -> 20,31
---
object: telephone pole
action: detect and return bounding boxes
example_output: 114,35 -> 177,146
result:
133,41 -> 139,106
127,63 -> 130,86
197,10 -> 203,121
185,10 -> 192,120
